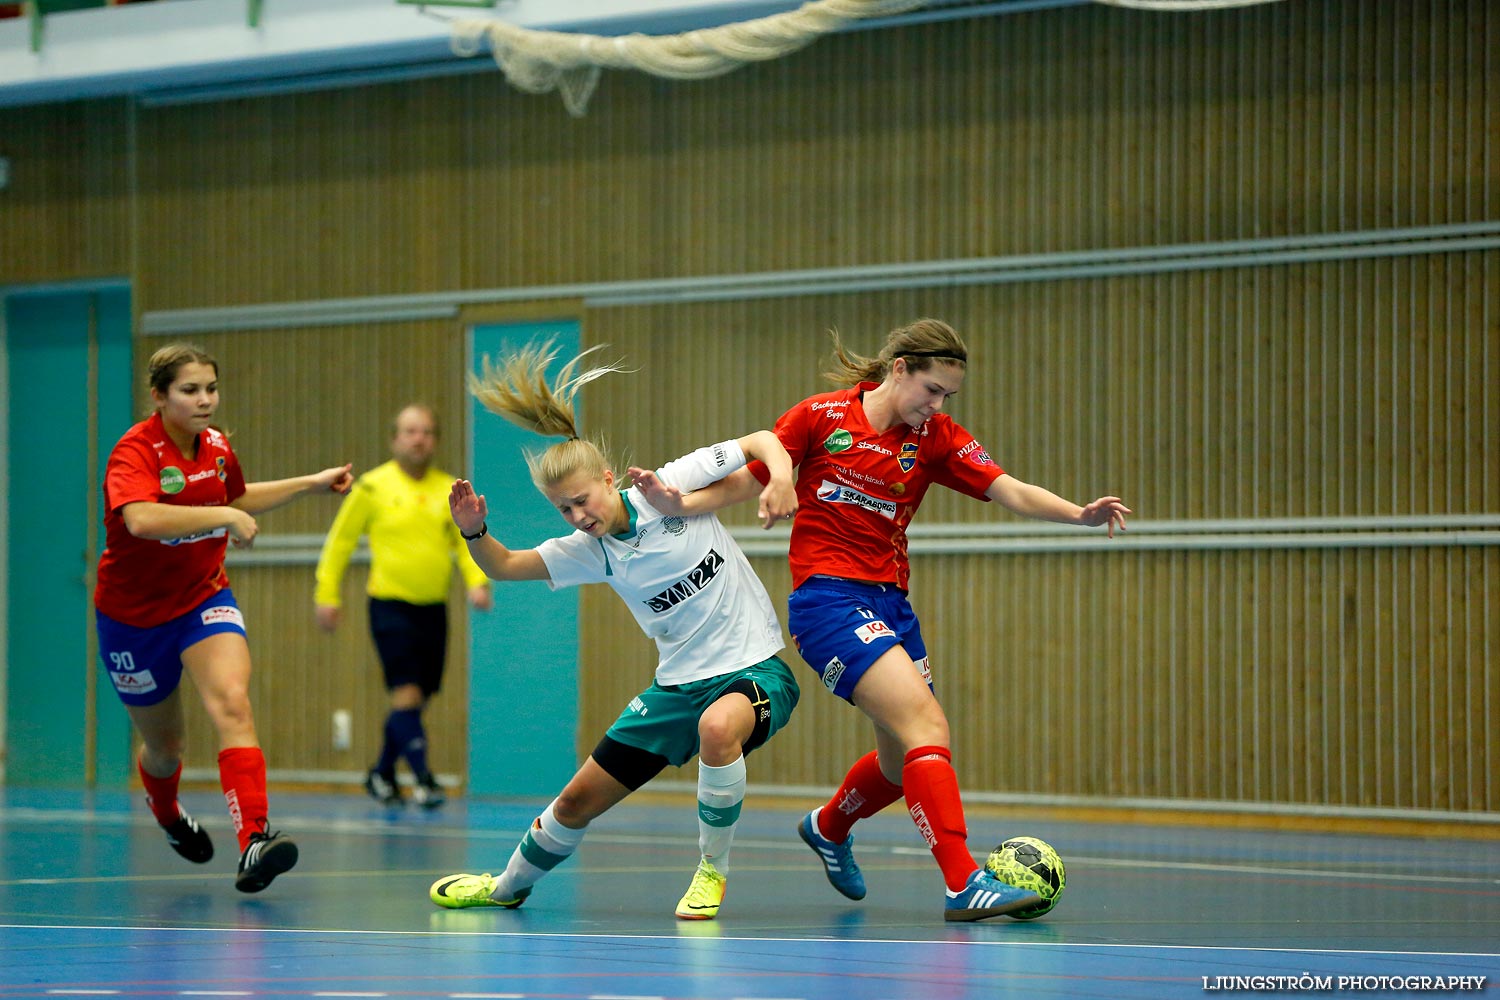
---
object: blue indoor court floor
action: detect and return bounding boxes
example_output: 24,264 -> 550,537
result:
0,786 -> 1496,999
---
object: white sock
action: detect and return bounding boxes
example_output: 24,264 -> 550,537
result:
697,755 -> 746,873
492,798 -> 587,900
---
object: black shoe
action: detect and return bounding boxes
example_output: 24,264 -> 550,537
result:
363,769 -> 403,807
412,773 -> 446,810
161,806 -> 214,864
235,830 -> 298,893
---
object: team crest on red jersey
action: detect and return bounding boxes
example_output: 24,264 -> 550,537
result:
897,441 -> 919,472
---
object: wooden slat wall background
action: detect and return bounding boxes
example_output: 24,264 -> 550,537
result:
134,324 -> 478,782
2,0 -> 1495,812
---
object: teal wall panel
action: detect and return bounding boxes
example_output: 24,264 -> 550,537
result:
4,286 -> 133,788
466,321 -> 581,798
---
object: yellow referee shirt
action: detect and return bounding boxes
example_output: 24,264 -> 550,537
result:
315,460 -> 489,607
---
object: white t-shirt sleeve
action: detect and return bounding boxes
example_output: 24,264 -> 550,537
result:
534,531 -> 606,590
655,439 -> 747,494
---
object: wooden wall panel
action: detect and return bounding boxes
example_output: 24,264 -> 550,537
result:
135,325 -> 478,784
108,0 -> 1497,312
0,100 -> 130,284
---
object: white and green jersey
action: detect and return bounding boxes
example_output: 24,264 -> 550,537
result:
536,440 -> 784,686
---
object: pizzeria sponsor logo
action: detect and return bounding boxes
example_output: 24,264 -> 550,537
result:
957,439 -> 995,467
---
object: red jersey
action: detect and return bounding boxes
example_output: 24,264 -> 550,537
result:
751,383 -> 1004,591
95,412 -> 247,627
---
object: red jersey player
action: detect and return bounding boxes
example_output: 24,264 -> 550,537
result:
632,318 -> 1129,921
95,343 -> 353,892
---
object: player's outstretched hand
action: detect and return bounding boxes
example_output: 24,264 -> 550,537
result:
315,463 -> 355,495
449,479 -> 489,536
1079,496 -> 1131,537
627,466 -> 687,515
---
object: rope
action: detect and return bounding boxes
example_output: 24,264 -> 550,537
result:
1093,0 -> 1287,9
449,0 -> 929,116
447,0 -> 1292,116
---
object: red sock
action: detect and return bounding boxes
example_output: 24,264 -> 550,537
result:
138,758 -> 183,827
902,745 -> 977,892
218,746 -> 269,852
818,750 -> 904,844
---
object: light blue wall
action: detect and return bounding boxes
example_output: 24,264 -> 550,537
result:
4,286 -> 133,787
466,321 -> 581,797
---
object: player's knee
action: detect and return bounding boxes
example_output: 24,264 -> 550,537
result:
551,787 -> 595,828
697,706 -> 749,761
900,697 -> 950,751
205,688 -> 254,734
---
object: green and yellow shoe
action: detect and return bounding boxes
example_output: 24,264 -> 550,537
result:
674,858 -> 726,920
429,873 -> 531,910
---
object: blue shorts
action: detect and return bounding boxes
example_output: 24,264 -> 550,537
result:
95,590 -> 247,707
787,577 -> 931,703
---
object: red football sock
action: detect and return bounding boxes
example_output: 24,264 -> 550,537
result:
901,745 -> 977,892
218,746 -> 269,852
138,758 -> 183,827
818,749 -> 904,844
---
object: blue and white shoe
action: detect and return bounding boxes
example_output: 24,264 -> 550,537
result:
943,868 -> 1043,922
797,807 -> 866,901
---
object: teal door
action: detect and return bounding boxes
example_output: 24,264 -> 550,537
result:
466,320 -> 581,797
4,286 -> 133,787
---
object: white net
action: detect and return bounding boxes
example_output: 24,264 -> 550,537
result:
449,0 -> 930,116
446,0 -> 1291,116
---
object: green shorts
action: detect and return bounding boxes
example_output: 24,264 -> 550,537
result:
605,654 -> 800,767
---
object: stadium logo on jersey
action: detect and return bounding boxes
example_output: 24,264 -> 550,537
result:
823,429 -> 853,454
108,668 -> 158,696
816,480 -> 897,519
200,605 -> 245,628
856,441 -> 892,456
957,439 -> 995,467
897,441 -> 919,472
662,516 -> 686,536
644,548 -> 724,613
160,466 -> 186,494
854,620 -> 895,644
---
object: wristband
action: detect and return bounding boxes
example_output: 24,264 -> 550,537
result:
461,523 -> 488,541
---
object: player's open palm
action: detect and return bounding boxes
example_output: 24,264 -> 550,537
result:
449,479 -> 488,536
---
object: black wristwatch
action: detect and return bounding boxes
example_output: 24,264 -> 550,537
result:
461,523 -> 488,541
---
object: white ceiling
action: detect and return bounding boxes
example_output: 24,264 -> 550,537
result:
0,0 -> 1082,108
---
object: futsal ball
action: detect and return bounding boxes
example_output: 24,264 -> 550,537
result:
984,836 -> 1066,919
